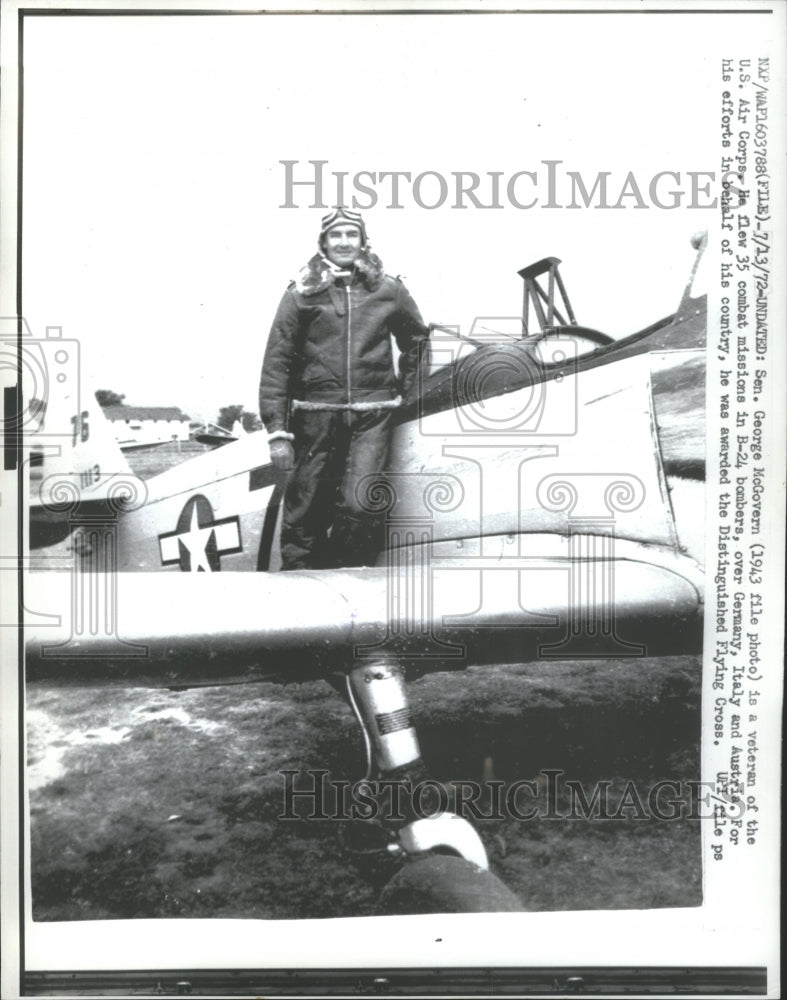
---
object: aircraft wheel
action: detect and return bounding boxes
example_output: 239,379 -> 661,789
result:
378,854 -> 523,915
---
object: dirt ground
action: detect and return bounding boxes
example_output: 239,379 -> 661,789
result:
28,653 -> 702,921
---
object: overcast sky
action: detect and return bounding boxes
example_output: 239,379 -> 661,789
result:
19,9 -> 760,421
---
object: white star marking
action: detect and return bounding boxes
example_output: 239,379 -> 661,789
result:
178,504 -> 215,572
159,502 -> 241,571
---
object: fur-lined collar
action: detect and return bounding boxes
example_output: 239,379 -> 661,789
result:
294,250 -> 385,296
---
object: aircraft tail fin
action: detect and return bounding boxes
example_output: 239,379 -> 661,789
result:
673,230 -> 708,323
18,322 -> 142,549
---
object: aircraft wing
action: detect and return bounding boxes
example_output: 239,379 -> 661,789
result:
26,545 -> 703,682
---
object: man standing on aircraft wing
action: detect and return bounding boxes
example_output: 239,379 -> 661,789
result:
259,208 -> 429,570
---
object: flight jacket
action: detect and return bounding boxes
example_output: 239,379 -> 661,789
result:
259,254 -> 429,437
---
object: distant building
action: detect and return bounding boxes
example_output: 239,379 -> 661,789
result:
102,406 -> 191,447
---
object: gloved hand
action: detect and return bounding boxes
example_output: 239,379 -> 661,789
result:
269,438 -> 295,471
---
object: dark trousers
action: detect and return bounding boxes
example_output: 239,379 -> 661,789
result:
281,408 -> 394,570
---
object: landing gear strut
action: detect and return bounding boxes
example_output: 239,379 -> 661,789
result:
342,659 -> 523,914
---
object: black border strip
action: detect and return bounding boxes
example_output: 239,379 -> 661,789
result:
23,965 -> 768,996
17,7 -> 776,14
16,13 -> 27,996
3,385 -> 20,470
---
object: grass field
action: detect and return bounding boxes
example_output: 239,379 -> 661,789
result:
123,438 -> 214,480
28,653 -> 701,921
